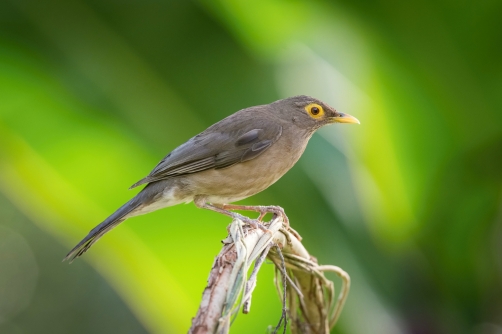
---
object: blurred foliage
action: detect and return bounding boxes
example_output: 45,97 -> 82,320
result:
0,0 -> 501,333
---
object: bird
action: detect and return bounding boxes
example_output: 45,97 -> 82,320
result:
64,95 -> 359,262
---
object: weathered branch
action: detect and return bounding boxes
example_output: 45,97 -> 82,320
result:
189,216 -> 350,334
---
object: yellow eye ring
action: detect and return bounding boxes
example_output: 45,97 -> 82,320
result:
305,103 -> 324,119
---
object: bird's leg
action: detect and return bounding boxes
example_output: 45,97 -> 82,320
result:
216,204 -> 290,227
193,196 -> 268,231
257,212 -> 267,221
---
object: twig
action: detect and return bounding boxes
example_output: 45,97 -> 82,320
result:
271,243 -> 288,334
243,243 -> 272,314
317,265 -> 351,327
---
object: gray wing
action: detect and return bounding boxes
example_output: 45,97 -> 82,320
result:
130,114 -> 283,188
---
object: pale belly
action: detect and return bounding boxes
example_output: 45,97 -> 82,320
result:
183,140 -> 307,204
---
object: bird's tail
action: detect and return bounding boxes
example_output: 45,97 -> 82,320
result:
63,199 -> 141,263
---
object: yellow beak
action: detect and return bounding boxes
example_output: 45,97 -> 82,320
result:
330,112 -> 360,124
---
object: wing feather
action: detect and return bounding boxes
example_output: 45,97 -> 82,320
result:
130,111 -> 282,188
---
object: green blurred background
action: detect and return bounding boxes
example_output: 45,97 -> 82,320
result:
1,0 -> 501,333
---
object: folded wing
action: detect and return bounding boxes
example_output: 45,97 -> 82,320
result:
130,114 -> 283,188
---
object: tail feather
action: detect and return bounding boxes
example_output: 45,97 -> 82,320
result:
63,199 -> 141,263
129,178 -> 148,189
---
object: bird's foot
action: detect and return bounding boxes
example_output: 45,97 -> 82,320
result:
228,211 -> 268,232
244,218 -> 269,232
219,204 -> 290,227
231,205 -> 302,240
194,197 -> 288,234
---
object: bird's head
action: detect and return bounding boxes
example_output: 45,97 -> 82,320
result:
272,95 -> 359,133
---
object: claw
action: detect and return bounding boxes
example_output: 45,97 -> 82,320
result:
194,199 -> 290,232
245,219 -> 269,232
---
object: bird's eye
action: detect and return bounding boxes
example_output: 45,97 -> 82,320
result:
305,103 -> 324,119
